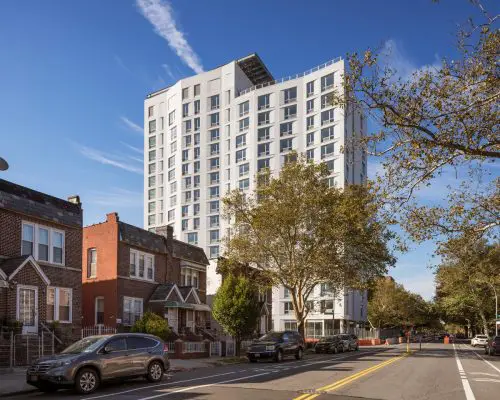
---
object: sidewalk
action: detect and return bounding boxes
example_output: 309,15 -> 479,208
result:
0,357 -> 240,397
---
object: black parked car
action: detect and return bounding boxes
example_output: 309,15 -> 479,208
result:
246,331 -> 305,362
340,334 -> 360,351
314,336 -> 343,354
485,336 -> 500,356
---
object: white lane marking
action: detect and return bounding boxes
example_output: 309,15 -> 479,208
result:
470,349 -> 500,374
453,343 -> 476,400
470,372 -> 500,377
473,378 -> 500,383
83,371 -> 236,400
137,371 -> 271,400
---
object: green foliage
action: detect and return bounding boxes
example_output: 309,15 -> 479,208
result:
223,155 -> 394,336
368,277 -> 436,329
131,312 -> 171,340
435,240 -> 500,335
212,274 -> 261,348
334,2 -> 499,247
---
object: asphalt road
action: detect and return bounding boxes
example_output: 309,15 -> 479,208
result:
5,342 -> 500,400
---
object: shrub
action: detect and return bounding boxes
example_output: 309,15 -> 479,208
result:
131,312 -> 170,340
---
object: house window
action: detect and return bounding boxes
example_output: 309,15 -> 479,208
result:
182,87 -> 189,100
193,218 -> 200,230
194,84 -> 200,96
284,321 -> 297,331
258,94 -> 270,110
38,227 -> 49,262
307,99 -> 314,113
182,219 -> 188,231
87,248 -> 97,278
194,117 -> 200,132
307,132 -> 315,146
149,120 -> 156,133
184,119 -> 192,133
321,93 -> 333,109
209,246 -> 219,259
47,287 -> 72,323
284,302 -> 294,314
236,149 -> 246,163
239,117 -> 249,132
148,106 -> 154,117
209,186 -> 219,198
321,143 -> 334,159
284,104 -> 297,120
307,116 -> 315,130
209,157 -> 219,170
258,142 -> 270,157
181,267 -> 200,288
168,110 -> 175,125
95,297 -> 104,325
194,203 -> 201,215
187,232 -> 198,245
194,100 -> 200,114
306,80 -> 315,97
280,138 -> 293,153
239,178 -> 249,191
236,134 -> 246,148
321,109 -> 335,125
210,143 -> 219,155
284,287 -> 290,298
129,250 -> 154,281
280,122 -> 293,137
321,126 -> 335,142
168,209 -> 175,221
258,112 -> 270,126
239,163 -> 249,176
258,127 -> 270,141
209,201 -> 219,213
321,73 -> 334,91
283,87 -> 297,104
209,215 -> 219,228
239,101 -> 249,117
210,129 -> 220,142
257,158 -> 270,172
210,95 -> 219,110
123,297 -> 143,325
209,229 -> 220,244
22,222 -> 65,265
307,149 -> 315,161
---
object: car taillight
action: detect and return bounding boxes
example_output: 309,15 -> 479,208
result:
163,343 -> 169,353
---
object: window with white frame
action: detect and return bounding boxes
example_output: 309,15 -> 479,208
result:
47,287 -> 72,322
258,127 -> 270,141
123,297 -> 143,325
239,101 -> 249,117
258,111 -> 271,126
87,248 -> 97,278
284,302 -> 294,314
95,297 -> 104,325
239,117 -> 249,132
181,267 -> 200,288
129,249 -> 154,281
21,222 -> 65,265
306,80 -> 315,97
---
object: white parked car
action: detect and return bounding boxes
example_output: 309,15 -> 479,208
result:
471,335 -> 489,347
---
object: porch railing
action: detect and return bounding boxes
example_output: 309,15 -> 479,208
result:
182,341 -> 205,353
81,325 -> 117,338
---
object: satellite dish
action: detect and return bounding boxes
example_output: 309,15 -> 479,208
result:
0,157 -> 9,171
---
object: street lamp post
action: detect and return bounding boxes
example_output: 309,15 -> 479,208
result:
487,282 -> 498,336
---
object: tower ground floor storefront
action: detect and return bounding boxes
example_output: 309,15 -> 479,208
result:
275,318 -> 368,339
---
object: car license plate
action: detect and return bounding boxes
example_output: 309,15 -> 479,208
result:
29,375 -> 38,382
254,353 -> 260,358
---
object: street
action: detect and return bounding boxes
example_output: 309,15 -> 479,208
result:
4,342 -> 499,400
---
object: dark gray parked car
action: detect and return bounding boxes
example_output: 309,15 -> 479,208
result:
26,333 -> 170,395
246,331 -> 305,362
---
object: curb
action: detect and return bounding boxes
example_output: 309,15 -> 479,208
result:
0,388 -> 38,398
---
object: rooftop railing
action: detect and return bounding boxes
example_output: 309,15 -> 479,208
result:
237,56 -> 342,97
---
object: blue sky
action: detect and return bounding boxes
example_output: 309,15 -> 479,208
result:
0,0 -> 496,299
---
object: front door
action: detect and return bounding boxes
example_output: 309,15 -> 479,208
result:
17,285 -> 38,334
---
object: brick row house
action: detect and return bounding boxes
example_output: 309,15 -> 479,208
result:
82,213 -> 210,337
0,179 -> 82,342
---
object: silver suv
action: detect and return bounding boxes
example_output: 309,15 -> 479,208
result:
26,333 -> 170,395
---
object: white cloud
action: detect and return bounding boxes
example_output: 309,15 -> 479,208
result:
88,187 -> 143,208
381,39 -> 441,80
128,155 -> 144,164
120,141 -> 143,154
162,63 -> 176,81
136,0 -> 204,74
120,116 -> 143,134
77,144 -> 143,174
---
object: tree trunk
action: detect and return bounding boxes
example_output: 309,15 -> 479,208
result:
479,311 -> 489,336
235,336 -> 241,357
297,319 -> 305,338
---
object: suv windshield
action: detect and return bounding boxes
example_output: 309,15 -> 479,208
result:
259,332 -> 283,341
61,336 -> 107,354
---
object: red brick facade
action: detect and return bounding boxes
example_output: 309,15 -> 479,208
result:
82,213 -> 208,332
0,197 -> 82,342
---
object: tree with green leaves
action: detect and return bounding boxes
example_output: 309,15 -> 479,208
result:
332,1 -> 499,248
223,155 -> 394,337
368,277 -> 435,329
212,274 -> 261,356
131,312 -> 171,340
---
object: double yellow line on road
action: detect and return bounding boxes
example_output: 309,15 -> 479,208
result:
294,352 -> 410,400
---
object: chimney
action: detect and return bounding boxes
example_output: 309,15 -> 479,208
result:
67,195 -> 81,208
106,212 -> 119,223
156,225 -> 174,253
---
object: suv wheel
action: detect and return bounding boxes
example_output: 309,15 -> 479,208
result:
147,361 -> 164,382
274,349 -> 283,362
75,368 -> 99,394
295,347 -> 303,360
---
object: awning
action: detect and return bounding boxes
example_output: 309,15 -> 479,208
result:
164,301 -> 194,309
192,304 -> 211,312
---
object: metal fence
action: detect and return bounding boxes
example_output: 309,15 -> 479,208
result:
210,341 -> 221,357
0,331 -> 58,368
81,325 -> 116,338
183,341 -> 206,353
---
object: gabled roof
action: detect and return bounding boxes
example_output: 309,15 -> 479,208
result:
172,240 -> 209,265
0,255 -> 50,285
119,222 -> 166,253
150,283 -> 184,302
0,179 -> 82,227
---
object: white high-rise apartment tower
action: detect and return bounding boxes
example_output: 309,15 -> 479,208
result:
144,54 -> 368,334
